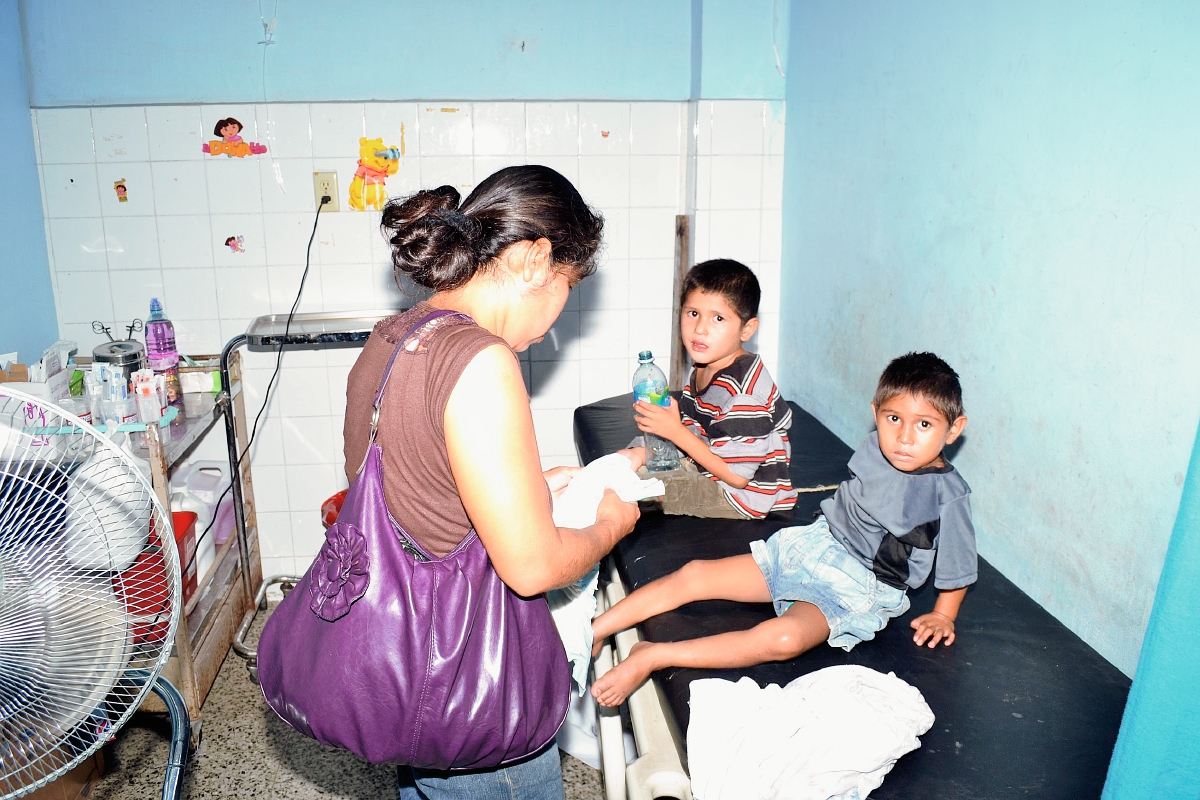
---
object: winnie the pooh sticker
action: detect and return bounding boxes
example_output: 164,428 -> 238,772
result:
348,136 -> 400,211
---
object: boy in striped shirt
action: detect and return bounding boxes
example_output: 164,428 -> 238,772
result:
624,259 -> 798,519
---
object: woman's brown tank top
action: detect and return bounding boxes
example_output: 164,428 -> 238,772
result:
342,302 -> 512,558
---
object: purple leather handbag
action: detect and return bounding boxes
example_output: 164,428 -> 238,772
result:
257,310 -> 571,769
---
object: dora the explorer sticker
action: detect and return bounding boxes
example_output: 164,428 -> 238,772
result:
203,117 -> 268,158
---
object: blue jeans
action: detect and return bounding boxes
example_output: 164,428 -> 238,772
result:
397,745 -> 564,800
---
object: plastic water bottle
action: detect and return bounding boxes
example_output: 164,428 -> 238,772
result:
145,298 -> 182,405
633,351 -> 681,472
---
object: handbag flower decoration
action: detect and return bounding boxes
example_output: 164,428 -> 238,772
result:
309,522 -> 370,621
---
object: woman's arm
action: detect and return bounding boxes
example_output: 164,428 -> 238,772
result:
444,344 -> 639,596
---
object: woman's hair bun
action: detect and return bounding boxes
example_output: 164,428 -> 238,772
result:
380,185 -> 483,292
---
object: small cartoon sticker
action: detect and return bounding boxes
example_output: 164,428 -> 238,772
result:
225,235 -> 245,253
601,131 -> 610,138
113,179 -> 128,202
348,136 -> 399,211
203,118 -> 268,158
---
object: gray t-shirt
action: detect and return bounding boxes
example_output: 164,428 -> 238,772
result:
820,432 -> 977,591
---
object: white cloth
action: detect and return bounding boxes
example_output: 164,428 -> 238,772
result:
547,453 -> 665,695
687,666 -> 935,800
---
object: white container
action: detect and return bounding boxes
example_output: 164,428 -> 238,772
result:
64,444 -> 152,572
170,460 -> 231,582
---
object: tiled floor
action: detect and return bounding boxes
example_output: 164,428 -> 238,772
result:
92,607 -> 604,799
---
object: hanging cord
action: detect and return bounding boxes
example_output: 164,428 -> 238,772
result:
184,196 -> 327,571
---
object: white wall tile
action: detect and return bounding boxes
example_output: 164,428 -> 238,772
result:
578,156 -> 629,208
151,160 -> 208,215
97,162 -> 154,217
708,156 -> 763,210
526,103 -> 579,156
629,208 -> 678,260
708,209 -> 762,262
247,416 -> 286,466
630,103 -> 683,155
320,263 -> 376,312
57,270 -> 113,325
580,358 -> 630,405
91,106 -> 150,162
281,415 -> 338,465
285,463 -> 339,509
474,156 -> 526,185
310,103 -> 365,159
760,210 -> 782,263
579,103 -> 630,156
256,103 -> 312,159
48,217 -> 107,272
762,154 -> 784,210
601,207 -> 629,259
385,158 -> 422,199
205,157 -> 263,215
627,259 -> 676,310
162,268 -> 218,320
157,216 -> 214,270
173,318 -> 223,355
291,510 -> 327,561
146,105 -> 206,162
103,216 -> 161,271
696,101 -> 714,156
34,108 -> 95,164
710,100 -> 765,155
474,103 -> 526,156
579,308 -> 628,360
211,213 -> 266,268
531,408 -> 578,458
693,209 -> 712,262
629,155 -> 681,208
530,360 -> 580,410
109,269 -> 164,323
695,155 -> 713,211
41,164 -> 101,218
579,259 -> 629,311
252,465 -> 290,512
420,156 -> 474,194
419,104 -> 473,156
528,311 -> 580,362
260,158 -> 317,214
316,213 -> 372,265
214,266 -> 272,319
268,264 -> 324,315
628,308 -> 673,363
365,102 -> 418,156
257,512 -> 294,559
263,212 -> 320,266
278,367 -> 333,418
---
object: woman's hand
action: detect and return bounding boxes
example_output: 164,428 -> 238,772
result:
633,398 -> 686,443
617,447 -> 646,471
543,465 -> 581,502
595,489 -> 640,547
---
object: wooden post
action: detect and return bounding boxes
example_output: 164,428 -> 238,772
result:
669,214 -> 693,391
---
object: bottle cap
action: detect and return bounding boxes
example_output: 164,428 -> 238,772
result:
148,297 -> 164,320
638,350 -> 653,362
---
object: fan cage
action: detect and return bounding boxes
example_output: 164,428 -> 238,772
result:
0,387 -> 182,798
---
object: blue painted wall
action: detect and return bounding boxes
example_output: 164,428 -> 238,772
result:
778,0 -> 1200,675
1103,419 -> 1200,795
1,0 -> 58,361
21,0 -> 784,106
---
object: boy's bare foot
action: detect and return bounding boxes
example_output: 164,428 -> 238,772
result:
591,641 -> 656,707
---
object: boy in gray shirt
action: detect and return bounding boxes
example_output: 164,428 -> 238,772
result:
592,352 -> 974,707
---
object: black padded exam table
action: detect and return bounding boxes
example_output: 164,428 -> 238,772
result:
575,393 -> 1129,799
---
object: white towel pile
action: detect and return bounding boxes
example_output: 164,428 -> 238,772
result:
687,666 -> 935,800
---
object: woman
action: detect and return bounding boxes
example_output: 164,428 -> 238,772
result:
342,166 -> 640,799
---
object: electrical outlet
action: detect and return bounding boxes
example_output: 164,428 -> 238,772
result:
313,171 -> 340,212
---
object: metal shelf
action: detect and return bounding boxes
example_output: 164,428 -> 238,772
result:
244,310 -> 394,351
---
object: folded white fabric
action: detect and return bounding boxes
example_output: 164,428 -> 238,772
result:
687,666 -> 935,800
548,454 -> 665,695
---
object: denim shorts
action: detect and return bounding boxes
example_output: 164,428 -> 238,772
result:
750,517 -> 910,651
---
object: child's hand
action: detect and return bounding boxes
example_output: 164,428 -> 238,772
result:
633,397 -> 686,442
617,447 -> 646,471
543,465 -> 582,502
910,612 -> 956,648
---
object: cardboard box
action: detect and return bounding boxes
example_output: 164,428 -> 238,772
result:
24,750 -> 104,800
0,364 -> 71,401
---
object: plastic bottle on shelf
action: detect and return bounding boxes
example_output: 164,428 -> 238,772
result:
632,350 -> 680,472
145,298 -> 182,405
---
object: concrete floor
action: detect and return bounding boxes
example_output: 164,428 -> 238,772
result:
91,607 -> 605,799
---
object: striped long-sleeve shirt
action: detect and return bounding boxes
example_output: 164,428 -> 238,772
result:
679,353 -> 798,518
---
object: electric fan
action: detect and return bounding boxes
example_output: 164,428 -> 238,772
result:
0,386 -> 189,800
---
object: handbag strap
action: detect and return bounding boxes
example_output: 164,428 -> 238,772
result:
368,309 -> 471,444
